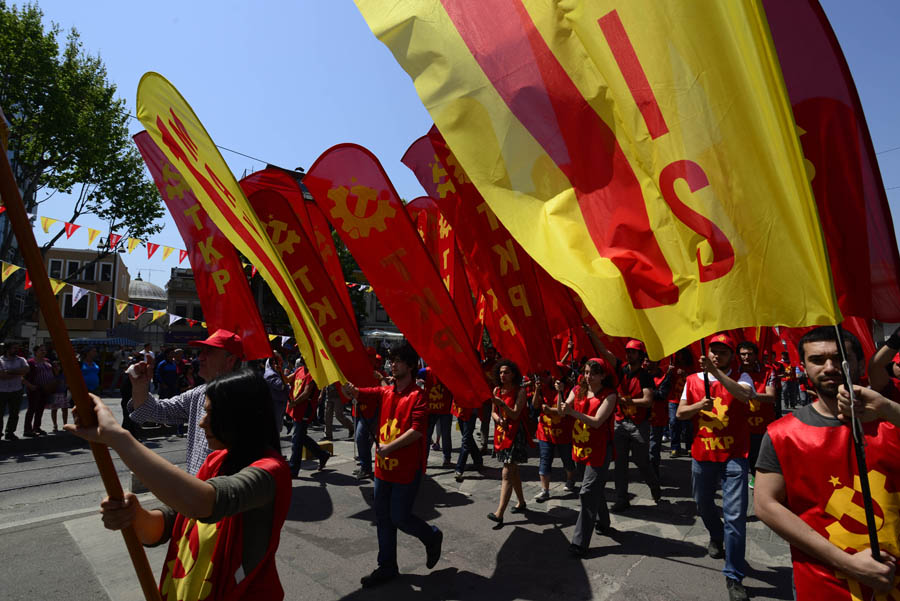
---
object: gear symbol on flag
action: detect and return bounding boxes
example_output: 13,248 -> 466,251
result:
824,470 -> 900,556
327,184 -> 396,239
573,420 -> 590,443
698,397 -> 729,433
380,418 -> 402,445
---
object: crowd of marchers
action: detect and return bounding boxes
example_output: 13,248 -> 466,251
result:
14,321 -> 898,601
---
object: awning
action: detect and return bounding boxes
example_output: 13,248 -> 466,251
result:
69,337 -> 143,347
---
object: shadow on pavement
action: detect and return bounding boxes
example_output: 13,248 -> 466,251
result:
286,482 -> 334,523
336,525 -> 592,601
744,565 -> 794,600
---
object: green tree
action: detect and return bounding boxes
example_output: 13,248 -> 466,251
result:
332,228 -> 369,328
0,2 -> 163,336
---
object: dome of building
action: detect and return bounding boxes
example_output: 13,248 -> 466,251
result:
129,273 -> 167,303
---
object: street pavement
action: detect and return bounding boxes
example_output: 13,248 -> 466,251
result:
0,398 -> 793,601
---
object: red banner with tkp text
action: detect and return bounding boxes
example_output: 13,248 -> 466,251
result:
302,200 -> 357,326
304,143 -> 491,406
239,167 -> 376,388
406,197 -> 478,347
133,132 -> 270,360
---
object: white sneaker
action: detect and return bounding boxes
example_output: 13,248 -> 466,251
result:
534,489 -> 551,502
563,482 -> 578,494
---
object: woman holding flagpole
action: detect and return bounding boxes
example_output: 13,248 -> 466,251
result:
487,359 -> 529,526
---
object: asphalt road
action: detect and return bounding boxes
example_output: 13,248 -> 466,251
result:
0,398 -> 794,601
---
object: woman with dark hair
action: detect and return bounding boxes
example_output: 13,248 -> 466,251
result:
560,358 -> 618,557
487,359 -> 529,525
66,369 -> 291,600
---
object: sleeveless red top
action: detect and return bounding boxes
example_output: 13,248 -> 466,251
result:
536,386 -> 574,445
493,386 -> 522,451
683,373 -> 749,461
571,387 -> 615,467
767,412 -> 900,600
741,367 -> 776,435
615,370 -> 648,424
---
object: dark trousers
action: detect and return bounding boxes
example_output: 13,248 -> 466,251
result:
289,421 -> 328,474
24,390 -> 47,433
571,448 -> 612,550
0,389 -> 23,435
614,420 -> 661,502
427,413 -> 452,462
356,415 -> 375,472
668,402 -> 693,451
748,433 -> 764,474
649,425 -> 666,474
374,471 -> 438,572
456,413 -> 483,473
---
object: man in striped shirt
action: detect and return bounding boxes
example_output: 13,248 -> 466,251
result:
128,329 -> 243,475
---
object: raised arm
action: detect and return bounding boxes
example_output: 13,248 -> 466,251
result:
868,329 -> 900,394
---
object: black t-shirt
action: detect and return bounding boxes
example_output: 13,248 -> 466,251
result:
755,403 -> 842,474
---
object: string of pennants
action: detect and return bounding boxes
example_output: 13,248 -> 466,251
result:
16,207 -> 375,292
0,259 -> 294,347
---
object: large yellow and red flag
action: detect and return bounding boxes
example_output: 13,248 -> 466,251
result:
355,1 -> 839,357
136,72 -> 344,385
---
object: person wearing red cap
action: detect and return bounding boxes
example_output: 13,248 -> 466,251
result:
611,339 -> 662,512
559,358 -> 618,557
677,332 -> 754,601
128,329 -> 244,475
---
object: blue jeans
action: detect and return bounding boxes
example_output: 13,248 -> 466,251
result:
427,413 -> 452,462
649,425 -> 665,472
538,440 -> 575,476
374,471 -> 438,572
356,416 -> 375,472
691,458 -> 748,581
668,402 -> 692,451
456,413 -> 482,473
289,421 -> 328,474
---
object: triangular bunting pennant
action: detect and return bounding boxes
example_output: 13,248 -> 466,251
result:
71,286 -> 89,306
280,335 -> 290,347
39,216 -> 58,233
87,228 -> 100,247
127,237 -> 141,253
168,314 -> 182,326
108,233 -> 122,249
186,318 -> 197,327
250,266 -> 258,278
132,305 -> 148,319
115,300 -> 128,315
64,222 -> 81,239
49,279 -> 66,296
162,246 -> 175,261
96,294 -> 109,313
201,321 -> 207,328
151,309 -> 166,323
147,242 -> 160,259
1,262 -> 21,282
23,272 -> 31,290
0,206 -> 6,215
268,334 -> 278,341
178,249 -> 188,264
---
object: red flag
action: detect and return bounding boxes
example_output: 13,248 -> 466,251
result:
146,242 -> 160,259
764,0 -> 900,321
305,143 -> 491,406
133,305 -> 148,319
178,249 -> 189,264
108,233 -> 122,249
96,294 -> 109,313
187,318 -> 197,327
63,222 -> 81,239
240,166 -> 376,388
133,132 -> 271,360
304,200 -> 357,325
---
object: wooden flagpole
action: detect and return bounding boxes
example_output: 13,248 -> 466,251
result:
0,111 -> 161,601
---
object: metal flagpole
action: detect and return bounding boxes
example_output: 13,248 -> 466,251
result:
0,112 -> 162,601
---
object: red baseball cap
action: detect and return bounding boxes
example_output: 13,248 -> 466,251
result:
189,329 -> 244,359
708,333 -> 736,351
586,356 -> 618,387
625,339 -> 645,352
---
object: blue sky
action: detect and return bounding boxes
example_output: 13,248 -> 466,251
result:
25,0 -> 900,288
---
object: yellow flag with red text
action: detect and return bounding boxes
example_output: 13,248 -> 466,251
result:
136,72 -> 344,385
356,0 -> 839,357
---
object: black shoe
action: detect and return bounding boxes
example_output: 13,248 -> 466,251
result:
318,454 -> 330,471
594,523 -> 612,536
568,543 -> 585,558
610,500 -> 630,513
487,512 -> 504,526
23,430 -> 37,438
454,471 -> 464,483
355,469 -> 373,480
510,502 -> 527,514
726,578 -> 749,601
290,470 -> 300,479
652,491 -> 663,505
708,539 -> 725,559
360,566 -> 398,589
5,432 -> 18,441
425,528 -> 443,569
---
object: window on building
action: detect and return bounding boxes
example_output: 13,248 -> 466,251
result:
175,303 -> 188,317
48,259 -> 62,279
99,263 -> 112,282
63,293 -> 88,319
192,305 -> 203,321
66,260 -> 80,279
82,262 -> 95,282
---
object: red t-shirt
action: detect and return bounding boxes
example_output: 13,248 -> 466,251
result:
159,449 -> 291,601
493,386 -> 523,451
421,367 -> 452,415
536,385 -> 574,445
741,366 -> 776,435
357,381 -> 428,484
682,371 -> 751,462
615,365 -> 648,424
286,367 -> 316,423
649,372 -> 669,427
571,387 -> 615,467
